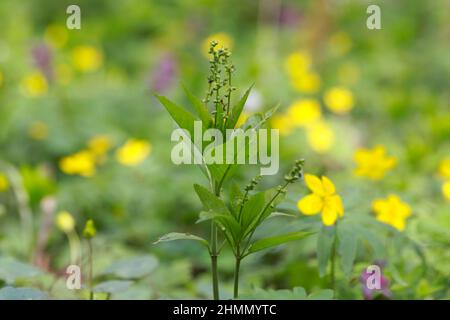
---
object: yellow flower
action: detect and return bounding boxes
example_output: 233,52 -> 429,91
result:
116,139 -> 151,166
443,181 -> 450,201
83,219 -> 96,238
438,158 -> 450,180
285,51 -> 311,75
287,99 -> 321,127
88,135 -> 112,156
236,112 -> 249,128
202,32 -> 233,57
21,71 -> 48,97
329,32 -> 352,56
271,114 -> 294,136
72,45 -> 103,72
324,87 -> 354,114
0,172 -> 9,192
59,150 -> 96,177
297,174 -> 344,226
306,121 -> 335,153
290,71 -> 321,93
28,121 -> 49,140
56,211 -> 75,233
44,24 -> 68,48
354,145 -> 396,180
372,195 -> 411,231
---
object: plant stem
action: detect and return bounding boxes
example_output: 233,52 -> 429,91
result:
210,222 -> 219,300
330,224 -> 337,295
88,239 -> 94,300
233,256 -> 241,299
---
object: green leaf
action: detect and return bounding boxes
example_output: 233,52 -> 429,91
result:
194,184 -> 230,216
0,257 -> 44,284
155,95 -> 201,143
103,255 -> 159,279
248,231 -> 314,254
93,280 -> 133,294
354,225 -> 385,258
238,287 -> 307,300
317,226 -> 336,277
227,85 -> 253,129
240,191 -> 266,234
182,84 -> 212,127
306,289 -> 334,300
337,224 -> 357,277
0,286 -> 48,300
153,232 -> 209,248
197,211 -> 241,247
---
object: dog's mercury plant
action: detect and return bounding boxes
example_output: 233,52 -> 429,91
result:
154,42 -> 313,299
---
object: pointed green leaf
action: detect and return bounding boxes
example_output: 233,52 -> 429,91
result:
153,232 -> 209,248
227,85 -> 253,129
182,84 -> 212,127
155,95 -> 201,142
248,231 -> 314,254
337,224 -> 357,277
317,226 -> 336,277
193,184 -> 230,216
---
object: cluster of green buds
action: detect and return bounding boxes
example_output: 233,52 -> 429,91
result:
204,41 -> 235,129
284,159 -> 305,184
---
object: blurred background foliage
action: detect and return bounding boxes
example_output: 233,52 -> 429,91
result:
0,0 -> 449,299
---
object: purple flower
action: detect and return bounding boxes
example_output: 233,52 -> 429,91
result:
32,43 -> 53,82
278,5 -> 302,28
149,54 -> 177,93
360,261 -> 392,300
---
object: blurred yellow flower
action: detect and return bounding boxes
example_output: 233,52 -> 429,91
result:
56,63 -> 73,85
306,121 -> 335,153
72,45 -> 103,72
28,121 -> 49,140
44,24 -> 68,48
88,135 -> 112,156
443,181 -> 450,201
329,32 -> 352,56
236,112 -> 249,128
372,195 -> 411,231
116,139 -> 151,166
56,211 -> 75,233
21,71 -> 48,97
59,150 -> 96,177
83,219 -> 96,238
297,174 -> 344,226
202,32 -> 233,56
271,114 -> 294,136
354,145 -> 397,180
290,71 -> 321,93
438,158 -> 450,180
287,99 -> 321,127
324,87 -> 354,114
285,51 -> 311,74
0,172 -> 9,192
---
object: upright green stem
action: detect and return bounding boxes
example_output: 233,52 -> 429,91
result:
88,239 -> 94,300
210,222 -> 219,300
330,224 -> 338,295
233,251 -> 241,299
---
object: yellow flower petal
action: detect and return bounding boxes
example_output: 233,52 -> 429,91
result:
443,181 -> 450,201
297,194 -> 323,215
304,174 -> 324,195
321,176 -> 336,195
328,195 -> 344,217
321,205 -> 338,226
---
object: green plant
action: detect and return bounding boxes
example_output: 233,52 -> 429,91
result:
154,42 -> 313,299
